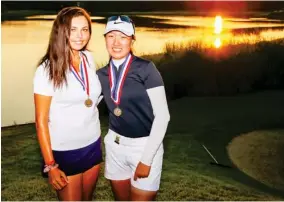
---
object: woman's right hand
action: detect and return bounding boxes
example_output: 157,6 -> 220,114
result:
48,168 -> 69,190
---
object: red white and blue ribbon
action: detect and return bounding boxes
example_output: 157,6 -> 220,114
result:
70,52 -> 90,96
108,54 -> 132,105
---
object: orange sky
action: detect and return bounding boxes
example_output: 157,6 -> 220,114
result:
184,1 -> 263,14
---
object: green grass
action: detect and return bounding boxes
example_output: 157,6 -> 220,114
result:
2,90 -> 284,200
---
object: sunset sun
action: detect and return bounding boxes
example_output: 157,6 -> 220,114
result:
214,15 -> 223,34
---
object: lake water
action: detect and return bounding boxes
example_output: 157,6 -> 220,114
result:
2,14 -> 284,127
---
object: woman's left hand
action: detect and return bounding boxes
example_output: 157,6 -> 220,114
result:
134,161 -> 151,181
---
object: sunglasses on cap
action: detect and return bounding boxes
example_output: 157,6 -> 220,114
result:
107,15 -> 133,23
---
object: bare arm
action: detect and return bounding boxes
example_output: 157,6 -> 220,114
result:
33,65 -> 68,189
34,93 -> 68,190
34,93 -> 54,165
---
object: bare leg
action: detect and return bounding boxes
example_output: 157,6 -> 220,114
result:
82,164 -> 101,201
130,185 -> 157,201
56,173 -> 83,201
110,179 -> 131,201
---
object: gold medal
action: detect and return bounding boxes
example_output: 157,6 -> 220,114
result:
71,53 -> 93,108
114,107 -> 122,116
114,136 -> 120,144
109,55 -> 133,117
85,98 -> 93,107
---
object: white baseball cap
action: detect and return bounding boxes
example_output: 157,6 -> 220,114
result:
104,15 -> 135,37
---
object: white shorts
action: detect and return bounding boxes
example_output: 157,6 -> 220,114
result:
104,129 -> 164,191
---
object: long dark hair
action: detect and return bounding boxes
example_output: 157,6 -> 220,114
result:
38,7 -> 92,89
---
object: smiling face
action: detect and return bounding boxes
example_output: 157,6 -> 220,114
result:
105,30 -> 133,60
69,15 -> 90,52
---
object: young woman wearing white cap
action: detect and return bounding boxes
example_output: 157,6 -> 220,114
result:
33,7 -> 102,201
97,15 -> 170,201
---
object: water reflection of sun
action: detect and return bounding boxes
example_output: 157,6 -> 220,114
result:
214,38 -> 222,48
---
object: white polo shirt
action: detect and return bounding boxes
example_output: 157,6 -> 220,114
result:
33,50 -> 102,151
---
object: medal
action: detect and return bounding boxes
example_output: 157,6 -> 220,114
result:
114,135 -> 120,144
114,107 -> 122,116
85,97 -> 93,107
71,52 -> 92,108
108,54 -> 133,116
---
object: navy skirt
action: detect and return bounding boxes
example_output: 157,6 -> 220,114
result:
42,137 -> 103,177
